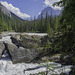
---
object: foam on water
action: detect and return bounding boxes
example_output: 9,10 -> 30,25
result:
25,33 -> 47,36
0,36 -> 11,42
0,53 -> 72,75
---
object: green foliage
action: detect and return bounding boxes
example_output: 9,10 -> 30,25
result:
0,4 -> 60,33
54,15 -> 59,33
51,2 -> 75,74
40,13 -> 43,32
52,0 -> 75,53
0,9 -> 12,32
45,39 -> 52,49
7,17 -> 12,31
47,23 -> 53,34
0,10 -> 4,32
50,11 -> 54,31
14,21 -> 17,31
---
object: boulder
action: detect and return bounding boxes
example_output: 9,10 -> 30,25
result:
11,34 -> 44,48
0,42 -> 5,58
5,42 -> 42,63
10,34 -> 20,40
20,35 -> 39,48
10,34 -> 22,47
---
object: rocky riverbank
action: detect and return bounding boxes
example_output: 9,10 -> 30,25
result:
0,32 -> 48,63
0,32 -> 72,75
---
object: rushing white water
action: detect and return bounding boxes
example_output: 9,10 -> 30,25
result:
0,34 -> 72,75
0,51 -> 72,75
0,36 -> 11,42
25,33 -> 47,36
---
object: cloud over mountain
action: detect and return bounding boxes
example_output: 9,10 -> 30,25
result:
0,1 -> 30,19
44,0 -> 61,10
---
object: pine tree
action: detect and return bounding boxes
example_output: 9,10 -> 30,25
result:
0,10 -> 3,32
53,0 -> 75,53
14,21 -> 17,32
54,15 -> 59,33
40,13 -> 43,32
33,16 -> 36,31
47,23 -> 50,34
44,12 -> 48,32
50,11 -> 53,31
7,17 -> 12,31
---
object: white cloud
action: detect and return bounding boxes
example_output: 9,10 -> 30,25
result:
44,0 -> 61,10
0,1 -> 30,19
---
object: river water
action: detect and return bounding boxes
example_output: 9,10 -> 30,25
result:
0,34 -> 72,75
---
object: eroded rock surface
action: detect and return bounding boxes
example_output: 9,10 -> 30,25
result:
11,34 -> 44,48
5,42 -> 42,63
0,42 -> 5,59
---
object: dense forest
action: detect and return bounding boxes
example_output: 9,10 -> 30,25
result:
0,0 -> 75,74
0,7 -> 60,33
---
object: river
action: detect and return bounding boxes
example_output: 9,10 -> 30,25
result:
0,33 -> 72,75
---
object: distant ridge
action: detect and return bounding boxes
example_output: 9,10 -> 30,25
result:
37,7 -> 61,19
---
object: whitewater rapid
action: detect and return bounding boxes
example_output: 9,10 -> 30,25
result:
0,34 -> 72,75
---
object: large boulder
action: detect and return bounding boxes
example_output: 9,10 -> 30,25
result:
10,33 -> 55,63
11,34 -> 44,48
10,34 -> 21,47
0,42 -> 5,58
5,42 -> 42,63
20,34 -> 42,48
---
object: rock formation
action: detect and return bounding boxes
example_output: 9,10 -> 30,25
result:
0,42 -> 5,58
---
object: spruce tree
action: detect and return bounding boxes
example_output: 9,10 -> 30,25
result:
53,0 -> 75,53
50,11 -> 53,31
47,23 -> 52,34
14,21 -> 17,32
7,17 -> 12,31
54,15 -> 59,33
33,16 -> 36,31
44,12 -> 48,32
40,13 -> 43,32
0,10 -> 3,32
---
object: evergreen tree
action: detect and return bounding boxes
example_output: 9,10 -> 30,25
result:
33,16 -> 36,31
0,10 -> 3,32
53,0 -> 75,53
40,13 -> 43,32
7,17 -> 12,31
52,0 -> 75,73
35,20 -> 40,32
54,15 -> 59,33
44,12 -> 48,32
14,21 -> 17,32
47,23 -> 52,34
50,11 -> 53,31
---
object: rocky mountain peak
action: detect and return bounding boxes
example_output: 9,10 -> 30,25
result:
0,3 -> 11,17
38,6 -> 61,19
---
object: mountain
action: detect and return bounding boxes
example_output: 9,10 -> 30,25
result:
0,3 -> 23,21
38,7 -> 62,19
0,3 -> 11,17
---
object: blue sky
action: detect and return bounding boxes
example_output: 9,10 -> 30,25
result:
0,0 -> 61,19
